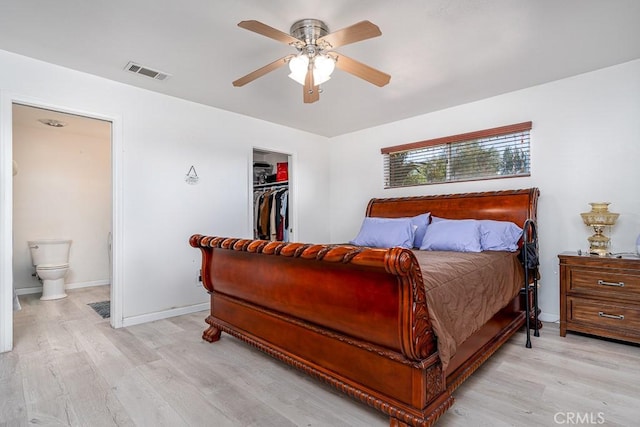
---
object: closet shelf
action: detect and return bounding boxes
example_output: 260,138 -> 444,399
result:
253,181 -> 288,189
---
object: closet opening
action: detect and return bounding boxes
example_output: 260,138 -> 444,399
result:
252,149 -> 292,242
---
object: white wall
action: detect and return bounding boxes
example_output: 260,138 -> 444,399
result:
12,110 -> 111,291
2,46 -> 638,349
328,59 -> 640,321
0,49 -> 330,332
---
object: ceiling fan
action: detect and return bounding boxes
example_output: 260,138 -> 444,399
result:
232,19 -> 391,103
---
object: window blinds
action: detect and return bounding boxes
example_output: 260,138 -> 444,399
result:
382,122 -> 532,189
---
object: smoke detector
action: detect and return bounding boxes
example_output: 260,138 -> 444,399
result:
124,61 -> 171,81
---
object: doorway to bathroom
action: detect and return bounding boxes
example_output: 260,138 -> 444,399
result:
11,104 -> 113,328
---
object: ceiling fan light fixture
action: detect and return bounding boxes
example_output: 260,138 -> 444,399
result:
288,53 -> 336,86
288,54 -> 309,85
313,54 -> 336,85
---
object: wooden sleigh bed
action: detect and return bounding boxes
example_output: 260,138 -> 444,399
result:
190,188 -> 540,426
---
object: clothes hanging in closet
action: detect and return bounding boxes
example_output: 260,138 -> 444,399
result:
254,186 -> 289,241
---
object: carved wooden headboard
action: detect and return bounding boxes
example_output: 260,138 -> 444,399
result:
366,188 -> 539,228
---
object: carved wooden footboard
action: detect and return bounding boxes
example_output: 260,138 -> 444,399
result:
190,236 -> 452,426
190,188 -> 540,426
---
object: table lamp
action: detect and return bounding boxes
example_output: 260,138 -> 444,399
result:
580,202 -> 619,256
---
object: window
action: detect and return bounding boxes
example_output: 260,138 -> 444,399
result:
382,122 -> 531,189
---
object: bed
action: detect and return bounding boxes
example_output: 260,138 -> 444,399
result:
190,188 -> 540,426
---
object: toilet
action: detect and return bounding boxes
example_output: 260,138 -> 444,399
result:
28,239 -> 72,300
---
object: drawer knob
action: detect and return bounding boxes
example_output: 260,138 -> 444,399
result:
598,311 -> 624,320
597,279 -> 624,287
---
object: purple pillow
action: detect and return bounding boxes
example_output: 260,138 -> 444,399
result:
419,219 -> 482,252
479,220 -> 523,252
408,212 -> 431,248
350,217 -> 415,249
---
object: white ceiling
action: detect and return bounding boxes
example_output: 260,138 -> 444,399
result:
12,104 -> 111,140
1,0 -> 639,137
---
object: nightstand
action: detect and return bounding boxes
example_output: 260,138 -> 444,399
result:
559,252 -> 640,344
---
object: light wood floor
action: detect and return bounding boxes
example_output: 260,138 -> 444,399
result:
1,286 -> 639,426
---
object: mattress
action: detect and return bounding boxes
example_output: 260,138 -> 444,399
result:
411,250 -> 524,371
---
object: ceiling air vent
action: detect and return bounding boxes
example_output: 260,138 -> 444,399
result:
124,61 -> 171,81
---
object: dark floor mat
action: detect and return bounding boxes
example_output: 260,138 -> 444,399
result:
88,301 -> 110,319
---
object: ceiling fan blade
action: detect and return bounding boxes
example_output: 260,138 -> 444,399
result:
303,69 -> 319,103
318,20 -> 381,49
232,55 -> 293,87
238,20 -> 302,47
332,53 -> 391,87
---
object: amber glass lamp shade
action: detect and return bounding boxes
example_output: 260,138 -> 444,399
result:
580,202 -> 619,256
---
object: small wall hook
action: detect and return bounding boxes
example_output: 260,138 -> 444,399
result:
185,165 -> 199,185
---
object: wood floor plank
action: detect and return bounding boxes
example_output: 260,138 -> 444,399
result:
12,313 -> 49,355
0,418 -> 28,427
19,349 -> 66,405
70,322 -> 136,386
108,368 -> 187,427
3,286 -> 639,427
137,359 -> 238,426
0,349 -> 19,382
125,322 -> 182,350
25,395 -> 80,426
0,369 -> 26,423
54,351 -> 135,427
98,322 -> 161,367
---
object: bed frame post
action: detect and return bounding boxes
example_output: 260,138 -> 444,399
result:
203,315 -> 222,342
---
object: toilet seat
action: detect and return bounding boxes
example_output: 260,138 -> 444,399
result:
37,263 -> 69,270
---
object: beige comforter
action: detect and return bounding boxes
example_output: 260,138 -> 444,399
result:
411,250 -> 524,371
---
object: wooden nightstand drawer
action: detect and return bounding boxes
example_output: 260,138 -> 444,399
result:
567,297 -> 640,342
568,297 -> 640,330
569,267 -> 640,299
559,252 -> 640,344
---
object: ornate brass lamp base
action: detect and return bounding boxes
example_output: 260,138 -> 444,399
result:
581,202 -> 619,257
587,225 -> 610,256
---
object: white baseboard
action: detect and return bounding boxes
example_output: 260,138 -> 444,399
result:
66,280 -> 110,290
539,312 -> 560,323
15,286 -> 42,295
122,303 -> 209,328
15,280 -> 109,295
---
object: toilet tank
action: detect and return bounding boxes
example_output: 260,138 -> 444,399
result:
28,239 -> 72,266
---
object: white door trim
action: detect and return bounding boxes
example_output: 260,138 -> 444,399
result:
0,93 -> 124,352
0,91 -> 13,352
